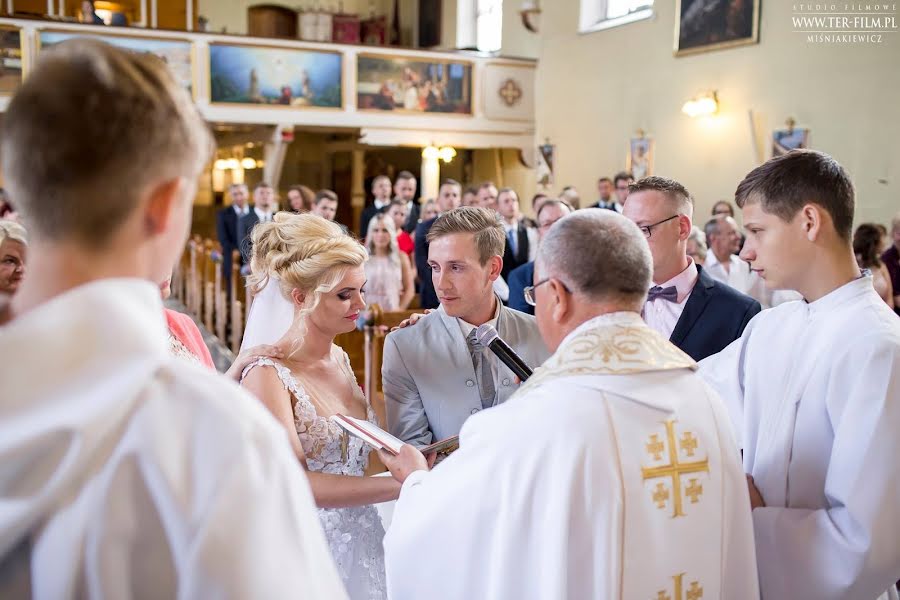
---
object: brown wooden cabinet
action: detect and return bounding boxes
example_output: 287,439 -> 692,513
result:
247,4 -> 297,39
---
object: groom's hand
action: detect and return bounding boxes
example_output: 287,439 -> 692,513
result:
379,444 -> 430,483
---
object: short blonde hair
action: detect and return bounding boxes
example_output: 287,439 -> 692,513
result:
247,212 -> 367,324
0,39 -> 213,246
426,206 -> 504,265
0,220 -> 27,246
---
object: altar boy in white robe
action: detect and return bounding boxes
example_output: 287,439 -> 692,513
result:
380,210 -> 759,600
701,149 -> 900,600
0,40 -> 345,598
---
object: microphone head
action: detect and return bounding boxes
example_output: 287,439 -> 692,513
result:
475,323 -> 500,347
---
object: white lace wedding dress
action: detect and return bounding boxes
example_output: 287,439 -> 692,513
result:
243,347 -> 387,600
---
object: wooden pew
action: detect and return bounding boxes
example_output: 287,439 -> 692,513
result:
362,304 -> 421,427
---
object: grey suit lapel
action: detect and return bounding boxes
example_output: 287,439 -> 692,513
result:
437,306 -> 479,374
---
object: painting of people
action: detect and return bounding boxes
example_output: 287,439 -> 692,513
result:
675,0 -> 760,56
357,55 -> 472,114
209,43 -> 342,108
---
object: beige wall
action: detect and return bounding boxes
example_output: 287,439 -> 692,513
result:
198,0 -> 392,36
535,2 -> 900,226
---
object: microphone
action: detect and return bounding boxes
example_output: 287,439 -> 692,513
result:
475,323 -> 533,382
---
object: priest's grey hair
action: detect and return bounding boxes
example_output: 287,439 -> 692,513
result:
537,209 -> 651,307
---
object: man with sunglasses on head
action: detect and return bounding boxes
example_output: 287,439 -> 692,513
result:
623,176 -> 761,361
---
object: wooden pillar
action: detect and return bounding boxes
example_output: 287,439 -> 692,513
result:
351,148 -> 366,235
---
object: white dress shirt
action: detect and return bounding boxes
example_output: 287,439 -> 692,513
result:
642,260 -> 699,339
704,252 -> 771,308
254,206 -> 274,223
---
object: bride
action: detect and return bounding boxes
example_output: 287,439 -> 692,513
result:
239,212 -> 424,600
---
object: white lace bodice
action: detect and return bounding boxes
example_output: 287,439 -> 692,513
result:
242,348 -> 386,600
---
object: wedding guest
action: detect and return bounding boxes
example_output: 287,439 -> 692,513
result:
419,198 -> 439,223
0,220 -> 26,297
882,212 -> 900,315
687,226 -> 708,264
712,200 -> 736,217
364,213 -> 414,311
287,184 -> 315,213
855,223 -> 894,309
386,199 -> 414,256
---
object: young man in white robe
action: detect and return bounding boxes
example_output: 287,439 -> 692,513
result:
0,40 -> 345,598
701,149 -> 900,600
380,210 -> 759,600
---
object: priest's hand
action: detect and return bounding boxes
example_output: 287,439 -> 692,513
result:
746,474 -> 766,509
378,444 -> 433,483
391,309 -> 435,332
225,344 -> 284,381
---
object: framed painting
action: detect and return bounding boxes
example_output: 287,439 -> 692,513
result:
627,137 -> 654,180
357,54 -> 472,114
38,30 -> 193,93
209,42 -> 342,108
675,0 -> 760,56
0,26 -> 23,95
772,127 -> 809,157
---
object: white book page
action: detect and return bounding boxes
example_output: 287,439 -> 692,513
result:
331,414 -> 404,455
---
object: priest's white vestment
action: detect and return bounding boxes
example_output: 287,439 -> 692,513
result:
0,280 -> 346,599
701,277 -> 900,600
384,312 -> 758,600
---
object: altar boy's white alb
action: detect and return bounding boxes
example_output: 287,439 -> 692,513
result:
383,210 -> 759,600
701,150 -> 900,600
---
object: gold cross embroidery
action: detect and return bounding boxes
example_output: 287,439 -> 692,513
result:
680,432 -> 698,457
654,573 -> 703,600
684,479 -> 703,504
646,434 -> 665,460
652,482 -> 669,509
641,420 -> 709,517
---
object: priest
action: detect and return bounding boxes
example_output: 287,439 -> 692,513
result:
0,40 -> 344,597
701,150 -> 900,600
380,210 -> 759,600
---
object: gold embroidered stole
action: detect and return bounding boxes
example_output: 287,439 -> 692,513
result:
518,313 -> 696,395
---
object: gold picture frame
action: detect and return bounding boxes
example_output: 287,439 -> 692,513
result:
208,41 -> 344,110
674,0 -> 761,57
356,52 -> 474,116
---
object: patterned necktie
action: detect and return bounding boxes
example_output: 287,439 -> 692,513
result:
466,329 -> 496,409
647,285 -> 678,302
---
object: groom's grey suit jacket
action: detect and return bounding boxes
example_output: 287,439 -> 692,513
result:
383,303 -> 549,446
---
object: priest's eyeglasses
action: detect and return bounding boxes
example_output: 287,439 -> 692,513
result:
523,278 -> 570,306
639,215 -> 679,238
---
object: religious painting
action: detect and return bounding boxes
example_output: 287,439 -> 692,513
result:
38,30 -> 193,92
675,0 -> 760,56
356,54 -> 472,114
209,43 -> 343,108
772,127 -> 810,157
0,26 -> 23,95
627,137 -> 654,180
536,141 -> 555,188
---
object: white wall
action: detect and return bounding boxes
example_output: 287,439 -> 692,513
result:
198,0 -> 392,36
534,1 -> 900,225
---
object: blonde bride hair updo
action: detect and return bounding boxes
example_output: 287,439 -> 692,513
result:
247,212 -> 368,327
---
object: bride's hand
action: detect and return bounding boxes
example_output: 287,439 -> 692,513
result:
378,444 -> 431,483
225,344 -> 284,381
391,309 -> 434,332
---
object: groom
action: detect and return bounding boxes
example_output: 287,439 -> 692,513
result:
383,206 -> 548,446
381,210 -> 758,599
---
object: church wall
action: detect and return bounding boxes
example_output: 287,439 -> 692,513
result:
198,0 -> 393,36
535,1 -> 900,225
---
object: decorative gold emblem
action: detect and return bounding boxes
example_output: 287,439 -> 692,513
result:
641,420 -> 709,518
499,78 -> 523,107
655,573 -> 703,600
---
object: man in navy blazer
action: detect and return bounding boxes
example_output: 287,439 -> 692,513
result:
507,199 -> 573,314
215,183 -> 249,295
623,177 -> 761,361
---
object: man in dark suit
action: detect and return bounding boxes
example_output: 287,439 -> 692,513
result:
394,171 -> 420,234
415,179 -> 461,309
358,175 -> 392,236
215,183 -> 249,295
507,199 -> 573,314
238,182 -> 276,270
497,188 -> 537,282
623,176 -> 761,361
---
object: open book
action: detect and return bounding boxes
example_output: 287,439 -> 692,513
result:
330,414 -> 460,459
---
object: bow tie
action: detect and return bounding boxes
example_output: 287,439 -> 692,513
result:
647,285 -> 678,302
